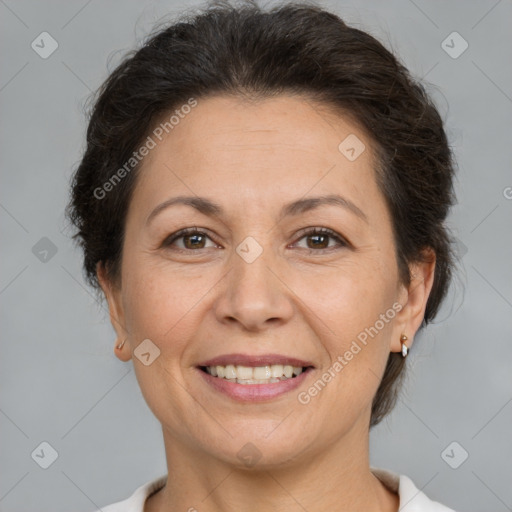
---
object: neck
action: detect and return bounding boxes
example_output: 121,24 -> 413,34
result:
145,423 -> 398,512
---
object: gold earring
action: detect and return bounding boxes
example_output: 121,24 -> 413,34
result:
400,334 -> 408,358
116,338 -> 126,350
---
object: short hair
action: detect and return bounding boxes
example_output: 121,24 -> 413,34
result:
65,0 -> 456,427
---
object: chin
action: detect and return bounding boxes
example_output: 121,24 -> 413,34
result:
201,422 -> 319,470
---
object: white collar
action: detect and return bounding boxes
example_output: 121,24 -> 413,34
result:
100,467 -> 457,511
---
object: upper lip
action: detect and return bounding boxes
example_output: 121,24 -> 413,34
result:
198,353 -> 314,368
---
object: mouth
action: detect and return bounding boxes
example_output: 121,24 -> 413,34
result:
196,354 -> 315,402
198,364 -> 312,384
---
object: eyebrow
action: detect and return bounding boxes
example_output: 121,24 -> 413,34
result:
145,193 -> 368,226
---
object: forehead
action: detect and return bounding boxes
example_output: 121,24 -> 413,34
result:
153,94 -> 371,160
128,94 -> 382,223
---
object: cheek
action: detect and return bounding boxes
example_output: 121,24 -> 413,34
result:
121,257 -> 226,369
313,255 -> 397,330
312,256 -> 398,378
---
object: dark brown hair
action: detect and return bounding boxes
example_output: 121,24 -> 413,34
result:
65,0 -> 456,427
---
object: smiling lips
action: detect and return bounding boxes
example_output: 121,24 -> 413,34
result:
197,353 -> 314,399
204,363 -> 304,384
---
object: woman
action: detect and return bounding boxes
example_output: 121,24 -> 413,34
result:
66,1 -> 458,510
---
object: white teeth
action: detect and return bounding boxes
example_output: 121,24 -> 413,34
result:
236,365 -> 253,380
205,363 -> 306,382
235,377 -> 282,385
271,364 -> 284,378
237,378 -> 257,384
253,365 -> 271,379
225,364 -> 237,379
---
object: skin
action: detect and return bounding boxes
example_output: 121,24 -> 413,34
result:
97,94 -> 435,512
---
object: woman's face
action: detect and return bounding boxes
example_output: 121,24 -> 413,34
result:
99,94 -> 432,468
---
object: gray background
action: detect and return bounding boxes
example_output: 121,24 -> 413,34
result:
1,0 -> 511,511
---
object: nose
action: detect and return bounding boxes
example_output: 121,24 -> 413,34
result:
213,241 -> 294,332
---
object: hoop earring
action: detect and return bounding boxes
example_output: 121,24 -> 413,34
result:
400,334 -> 408,358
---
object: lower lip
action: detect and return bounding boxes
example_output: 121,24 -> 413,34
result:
197,367 -> 314,402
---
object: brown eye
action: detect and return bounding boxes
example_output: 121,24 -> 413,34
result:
163,228 -> 217,251
182,233 -> 207,249
306,233 -> 329,249
293,228 -> 348,252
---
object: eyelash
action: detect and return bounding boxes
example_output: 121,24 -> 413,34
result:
162,227 -> 349,254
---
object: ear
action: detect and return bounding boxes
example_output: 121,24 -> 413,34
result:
391,249 -> 436,353
96,261 -> 132,362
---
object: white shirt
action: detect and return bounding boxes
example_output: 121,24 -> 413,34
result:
96,467 -> 457,511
